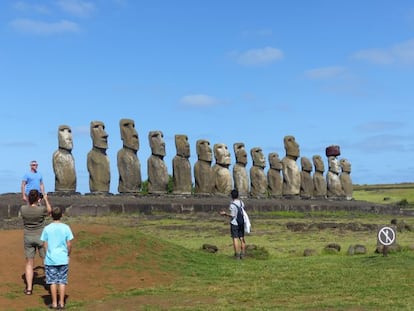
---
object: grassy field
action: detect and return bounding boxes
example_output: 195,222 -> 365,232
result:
353,183 -> 414,207
64,205 -> 414,310
13,183 -> 414,310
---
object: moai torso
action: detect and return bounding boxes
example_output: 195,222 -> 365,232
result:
250,147 -> 267,198
172,134 -> 192,194
147,131 -> 168,194
233,143 -> 249,197
117,119 -> 141,193
53,125 -> 77,193
87,121 -> 110,193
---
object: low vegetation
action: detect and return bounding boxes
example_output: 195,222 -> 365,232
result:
354,183 -> 414,208
63,204 -> 414,310
9,183 -> 414,310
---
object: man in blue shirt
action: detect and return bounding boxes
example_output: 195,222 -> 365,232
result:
21,160 -> 45,202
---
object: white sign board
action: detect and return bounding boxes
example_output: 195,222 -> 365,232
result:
378,226 -> 396,246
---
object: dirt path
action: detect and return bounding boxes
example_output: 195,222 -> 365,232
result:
0,224 -> 174,310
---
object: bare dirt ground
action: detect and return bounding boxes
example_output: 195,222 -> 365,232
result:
0,224 -> 176,311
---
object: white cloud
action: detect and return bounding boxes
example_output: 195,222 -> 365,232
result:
57,0 -> 95,17
354,134 -> 406,152
304,66 -> 347,79
231,47 -> 284,66
9,18 -> 80,35
352,39 -> 414,65
179,94 -> 220,107
13,1 -> 51,14
352,49 -> 394,65
355,121 -> 404,133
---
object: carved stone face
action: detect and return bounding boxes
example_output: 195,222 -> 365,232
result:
214,143 -> 231,166
175,134 -> 190,158
90,121 -> 108,149
284,135 -> 300,158
328,156 -> 340,174
312,155 -> 325,173
251,147 -> 266,168
233,143 -> 247,165
269,152 -> 282,170
340,158 -> 351,173
58,125 -> 73,151
120,119 -> 139,151
149,130 -> 165,156
196,139 -> 212,162
301,157 -> 312,172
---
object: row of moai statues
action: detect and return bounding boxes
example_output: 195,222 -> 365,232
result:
52,119 -> 353,200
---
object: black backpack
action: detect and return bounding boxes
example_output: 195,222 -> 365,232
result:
232,202 -> 245,227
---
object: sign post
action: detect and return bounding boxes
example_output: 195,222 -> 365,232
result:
377,226 -> 396,257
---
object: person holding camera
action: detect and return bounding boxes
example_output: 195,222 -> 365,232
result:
20,190 -> 52,295
21,160 -> 45,202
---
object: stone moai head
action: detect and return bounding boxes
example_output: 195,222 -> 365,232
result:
120,118 -> 139,152
196,139 -> 213,162
269,152 -> 282,170
233,142 -> 248,165
148,130 -> 166,157
58,124 -> 73,151
175,134 -> 190,158
90,121 -> 108,150
312,155 -> 325,173
214,143 -> 231,166
284,135 -> 300,159
301,157 -> 312,172
251,147 -> 266,168
328,156 -> 340,174
340,158 -> 351,173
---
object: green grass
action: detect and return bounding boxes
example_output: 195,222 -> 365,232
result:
354,183 -> 414,207
66,208 -> 414,310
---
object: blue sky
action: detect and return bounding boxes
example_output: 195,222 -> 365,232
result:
1,0 -> 414,195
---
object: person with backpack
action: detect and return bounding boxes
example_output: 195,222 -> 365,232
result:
220,189 -> 246,259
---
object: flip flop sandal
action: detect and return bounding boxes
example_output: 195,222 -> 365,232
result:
23,289 -> 32,295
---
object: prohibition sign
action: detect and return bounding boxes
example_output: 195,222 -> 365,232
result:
378,226 -> 395,246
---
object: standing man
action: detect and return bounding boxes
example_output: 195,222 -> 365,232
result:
220,189 -> 246,259
41,207 -> 74,309
21,160 -> 45,202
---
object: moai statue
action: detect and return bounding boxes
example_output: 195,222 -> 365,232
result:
300,157 -> 314,199
172,134 -> 192,194
87,121 -> 110,193
147,130 -> 169,194
212,143 -> 232,195
194,139 -> 214,194
232,142 -> 249,198
326,145 -> 345,199
312,155 -> 327,199
267,152 -> 283,197
281,135 -> 301,197
250,147 -> 268,198
52,125 -> 77,193
117,118 -> 141,194
340,158 -> 353,200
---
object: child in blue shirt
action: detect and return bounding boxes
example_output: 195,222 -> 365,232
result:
41,207 -> 74,310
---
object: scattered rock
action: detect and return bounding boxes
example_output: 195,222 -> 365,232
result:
325,243 -> 341,252
303,249 -> 317,257
347,244 -> 367,255
202,244 -> 218,253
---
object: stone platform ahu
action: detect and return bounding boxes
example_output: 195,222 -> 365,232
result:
51,119 -> 353,201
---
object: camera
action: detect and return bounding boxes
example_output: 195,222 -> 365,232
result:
39,193 -> 44,199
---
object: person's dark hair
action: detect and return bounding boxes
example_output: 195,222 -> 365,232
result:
28,189 -> 39,205
231,189 -> 239,200
51,207 -> 63,221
